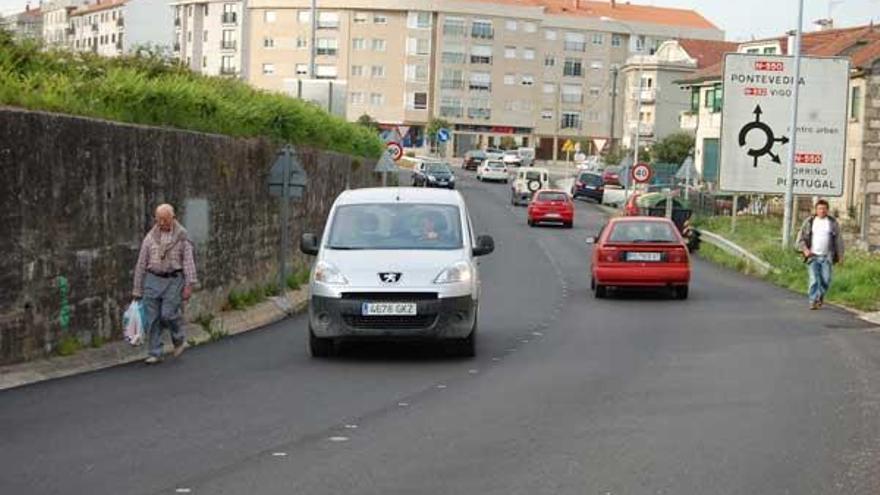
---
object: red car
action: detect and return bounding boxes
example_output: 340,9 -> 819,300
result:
623,192 -> 641,216
528,190 -> 574,228
590,216 -> 690,299
602,166 -> 622,187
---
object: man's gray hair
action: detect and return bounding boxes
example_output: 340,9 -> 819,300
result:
155,204 -> 175,217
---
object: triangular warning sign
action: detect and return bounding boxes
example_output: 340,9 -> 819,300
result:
592,138 -> 607,153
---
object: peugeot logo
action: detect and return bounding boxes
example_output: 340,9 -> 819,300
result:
379,272 -> 402,284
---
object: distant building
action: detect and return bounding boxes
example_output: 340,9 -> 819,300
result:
42,0 -> 77,47
67,0 -> 173,57
0,4 -> 43,41
170,0 -> 246,78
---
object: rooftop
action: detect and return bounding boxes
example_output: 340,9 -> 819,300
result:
677,39 -> 740,69
70,0 -> 126,17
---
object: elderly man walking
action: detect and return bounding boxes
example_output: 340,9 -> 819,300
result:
132,204 -> 198,364
796,199 -> 844,310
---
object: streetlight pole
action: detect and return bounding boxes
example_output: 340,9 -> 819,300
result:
782,0 -> 805,247
309,0 -> 317,78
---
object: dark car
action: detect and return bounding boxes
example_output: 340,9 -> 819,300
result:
602,166 -> 622,187
414,162 -> 456,189
571,172 -> 605,202
463,150 -> 487,170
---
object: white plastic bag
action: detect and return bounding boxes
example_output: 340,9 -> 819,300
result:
123,300 -> 145,346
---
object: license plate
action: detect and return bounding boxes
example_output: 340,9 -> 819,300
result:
626,252 -> 662,262
361,303 -> 417,316
545,213 -> 562,218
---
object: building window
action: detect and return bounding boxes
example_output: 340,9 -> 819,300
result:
203,5 -> 208,16
504,73 -> 515,85
564,32 -> 586,52
203,31 -> 208,42
316,38 -> 338,56
588,110 -> 601,122
441,42 -> 466,64
202,56 -> 207,68
262,63 -> 275,75
295,63 -> 308,75
221,55 -> 234,73
520,74 -> 534,86
542,83 -> 555,94
408,37 -> 430,56
440,97 -> 463,118
471,19 -> 493,39
705,83 -> 723,113
408,11 -> 432,29
263,37 -> 274,48
589,86 -> 601,97
318,12 -> 339,29
351,65 -> 364,77
373,14 -> 387,24
541,110 -> 553,120
468,97 -> 491,119
563,58 -> 583,77
352,38 -> 366,50
523,48 -> 535,60
410,92 -> 428,110
372,38 -> 386,51
443,17 -> 466,37
592,33 -> 604,45
440,68 -> 464,89
505,46 -> 516,59
297,11 -> 310,23
561,111 -> 581,129
315,64 -> 337,79
406,64 -> 428,82
562,84 -> 583,103
223,4 -> 236,24
371,65 -> 386,78
611,34 -> 622,47
505,20 -> 517,31
350,92 -> 365,104
370,93 -> 385,106
850,86 -> 862,121
469,71 -> 491,91
264,11 -> 276,23
746,48 -> 759,54
524,22 -> 537,33
544,29 -> 557,40
763,47 -> 777,54
635,35 -> 646,52
544,55 -> 555,67
470,44 -> 492,64
296,37 -> 307,49
221,30 -> 235,49
353,12 -> 368,23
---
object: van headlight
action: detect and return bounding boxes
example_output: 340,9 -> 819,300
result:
314,261 -> 349,285
433,261 -> 472,284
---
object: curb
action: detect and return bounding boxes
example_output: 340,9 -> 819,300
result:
0,288 -> 310,391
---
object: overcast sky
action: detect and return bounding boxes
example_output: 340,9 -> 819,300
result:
1,0 -> 878,41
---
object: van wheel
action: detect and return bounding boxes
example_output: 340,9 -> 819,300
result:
675,285 -> 689,300
564,222 -> 573,229
447,330 -> 476,358
309,329 -> 336,358
595,284 -> 608,299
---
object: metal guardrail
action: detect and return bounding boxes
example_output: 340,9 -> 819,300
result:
697,229 -> 779,275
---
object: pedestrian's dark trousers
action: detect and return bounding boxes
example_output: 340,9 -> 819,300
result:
143,272 -> 185,358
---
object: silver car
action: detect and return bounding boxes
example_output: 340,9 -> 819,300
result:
300,187 -> 495,358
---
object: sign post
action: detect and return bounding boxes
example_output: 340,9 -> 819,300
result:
719,51 -> 849,245
782,0 -> 805,246
268,145 -> 308,294
374,149 -> 399,186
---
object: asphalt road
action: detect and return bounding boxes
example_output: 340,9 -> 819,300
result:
3,171 -> 880,495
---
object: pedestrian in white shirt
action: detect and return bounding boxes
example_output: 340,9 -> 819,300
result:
795,200 -> 844,310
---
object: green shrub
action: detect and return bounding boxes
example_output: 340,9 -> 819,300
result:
0,32 -> 383,157
56,335 -> 81,356
286,266 -> 311,290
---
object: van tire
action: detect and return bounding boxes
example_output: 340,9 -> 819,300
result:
674,285 -> 689,300
309,329 -> 336,358
595,284 -> 608,299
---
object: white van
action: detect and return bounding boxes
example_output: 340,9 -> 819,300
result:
510,167 -> 550,205
300,187 -> 495,358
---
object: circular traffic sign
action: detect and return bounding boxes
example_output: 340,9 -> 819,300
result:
437,128 -> 450,143
386,141 -> 403,161
631,163 -> 653,184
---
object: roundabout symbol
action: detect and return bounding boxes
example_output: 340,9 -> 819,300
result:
738,104 -> 789,167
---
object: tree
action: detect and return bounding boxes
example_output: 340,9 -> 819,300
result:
356,113 -> 381,134
651,132 -> 695,165
426,117 -> 451,141
602,147 -> 649,166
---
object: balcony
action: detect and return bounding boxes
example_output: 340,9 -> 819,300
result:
441,52 -> 466,64
440,79 -> 464,90
174,17 -> 181,27
66,26 -> 75,35
116,17 -> 124,27
564,42 -> 586,52
116,41 -> 123,50
471,27 -> 494,40
173,42 -> 181,52
470,55 -> 492,65
467,108 -> 491,120
317,20 -> 339,29
629,121 -> 654,137
632,88 -> 655,102
679,111 -> 697,131
561,94 -> 584,104
91,23 -> 99,32
221,41 -> 237,50
222,12 -> 237,24
440,106 -> 463,118
442,25 -> 466,38
468,83 -> 491,92
220,66 -> 237,75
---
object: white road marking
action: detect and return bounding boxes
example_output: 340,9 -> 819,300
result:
436,384 -> 447,389
344,424 -> 359,429
468,369 -> 479,374
175,489 -> 192,494
531,331 -> 544,337
492,357 -> 502,362
398,402 -> 409,407
272,452 -> 288,457
328,436 -> 350,442
521,339 -> 530,344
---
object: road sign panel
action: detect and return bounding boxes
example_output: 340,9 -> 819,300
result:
631,163 -> 652,184
437,128 -> 450,143
374,151 -> 398,173
592,138 -> 607,153
386,141 -> 403,161
720,53 -> 849,196
562,139 -> 575,153
268,145 -> 308,199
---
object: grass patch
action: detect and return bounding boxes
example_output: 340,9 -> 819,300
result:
0,34 -> 383,158
286,267 -> 311,291
90,334 -> 106,349
693,215 -> 880,311
56,335 -> 82,356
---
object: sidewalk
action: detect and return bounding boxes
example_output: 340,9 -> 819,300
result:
0,288 -> 309,391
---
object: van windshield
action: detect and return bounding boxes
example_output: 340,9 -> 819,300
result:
327,204 -> 463,250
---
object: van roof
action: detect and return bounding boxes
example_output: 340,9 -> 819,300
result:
334,187 -> 464,207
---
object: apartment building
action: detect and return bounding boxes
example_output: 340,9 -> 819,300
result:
0,5 -> 43,41
244,0 -> 723,156
171,0 -> 246,77
619,38 -> 736,151
68,0 -> 172,57
676,24 -> 880,249
42,1 -> 77,48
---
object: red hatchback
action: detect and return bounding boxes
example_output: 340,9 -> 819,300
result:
528,190 -> 574,228
590,217 -> 690,299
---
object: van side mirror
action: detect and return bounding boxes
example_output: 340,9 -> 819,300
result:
473,235 -> 495,257
586,236 -> 597,245
300,233 -> 319,256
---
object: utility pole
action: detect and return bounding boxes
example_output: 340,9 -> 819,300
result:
623,59 -> 644,210
782,0 -> 805,247
609,66 -> 619,151
309,0 -> 317,78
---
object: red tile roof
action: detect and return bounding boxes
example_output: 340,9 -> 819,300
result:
677,39 -> 739,68
469,0 -> 718,30
70,0 -> 126,17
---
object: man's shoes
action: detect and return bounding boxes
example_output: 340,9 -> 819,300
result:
145,356 -> 161,365
173,343 -> 187,358
818,296 -> 824,308
810,301 -> 820,310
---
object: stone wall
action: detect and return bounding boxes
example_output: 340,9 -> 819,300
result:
0,107 -> 380,364
864,62 -> 880,250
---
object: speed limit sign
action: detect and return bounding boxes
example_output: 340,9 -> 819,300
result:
631,163 -> 653,184
386,141 -> 403,161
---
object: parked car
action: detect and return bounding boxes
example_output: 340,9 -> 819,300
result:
589,216 -> 690,299
463,150 -> 487,171
299,187 -> 495,357
517,147 -> 536,167
485,148 -> 504,160
502,150 -> 522,167
603,166 -> 622,187
413,162 -> 456,189
476,160 -> 509,183
528,190 -> 574,228
511,167 -> 550,206
571,171 -> 605,203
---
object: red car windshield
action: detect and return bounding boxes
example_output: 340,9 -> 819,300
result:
535,192 -> 568,203
608,221 -> 678,243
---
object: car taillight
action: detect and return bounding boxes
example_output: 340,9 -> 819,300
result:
667,247 -> 688,263
597,247 -> 618,263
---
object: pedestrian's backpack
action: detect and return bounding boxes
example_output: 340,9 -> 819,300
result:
122,300 -> 145,346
